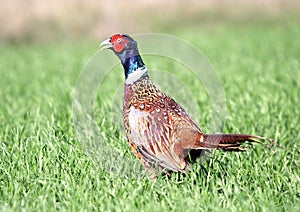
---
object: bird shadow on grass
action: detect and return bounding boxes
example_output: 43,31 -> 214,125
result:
154,150 -> 231,184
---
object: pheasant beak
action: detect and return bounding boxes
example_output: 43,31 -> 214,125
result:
99,39 -> 113,50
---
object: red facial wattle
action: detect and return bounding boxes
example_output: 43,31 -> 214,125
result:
110,34 -> 128,53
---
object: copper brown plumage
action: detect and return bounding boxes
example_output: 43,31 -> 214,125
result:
100,33 -> 278,175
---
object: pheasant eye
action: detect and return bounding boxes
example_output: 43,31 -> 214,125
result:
117,38 -> 122,43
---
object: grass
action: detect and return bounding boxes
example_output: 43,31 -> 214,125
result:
0,21 -> 299,211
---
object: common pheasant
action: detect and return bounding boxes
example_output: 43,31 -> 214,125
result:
100,33 -> 277,175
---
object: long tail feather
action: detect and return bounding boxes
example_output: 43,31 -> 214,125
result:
202,134 -> 279,151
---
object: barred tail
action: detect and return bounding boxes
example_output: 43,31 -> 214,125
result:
201,134 -> 279,151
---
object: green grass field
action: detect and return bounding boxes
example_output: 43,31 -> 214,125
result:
0,21 -> 299,211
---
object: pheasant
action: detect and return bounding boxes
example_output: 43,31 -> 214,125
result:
100,33 -> 277,175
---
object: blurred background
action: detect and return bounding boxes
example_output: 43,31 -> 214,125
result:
1,0 -> 299,43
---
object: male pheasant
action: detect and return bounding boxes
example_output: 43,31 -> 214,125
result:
100,33 -> 277,175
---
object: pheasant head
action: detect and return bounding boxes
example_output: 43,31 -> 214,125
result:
100,34 -> 146,83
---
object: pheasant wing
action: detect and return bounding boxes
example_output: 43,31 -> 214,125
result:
128,107 -> 187,172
